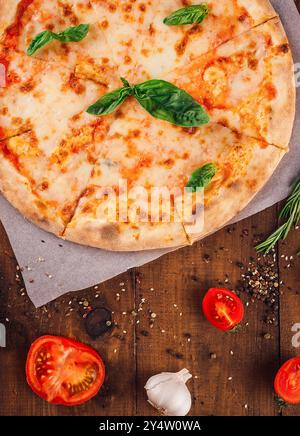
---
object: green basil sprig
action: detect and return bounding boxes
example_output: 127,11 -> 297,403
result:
186,163 -> 218,192
27,24 -> 90,56
87,78 -> 209,128
164,3 -> 209,26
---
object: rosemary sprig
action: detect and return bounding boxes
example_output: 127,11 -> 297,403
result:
256,177 -> 300,254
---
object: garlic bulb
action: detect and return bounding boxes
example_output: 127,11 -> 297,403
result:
145,368 -> 193,416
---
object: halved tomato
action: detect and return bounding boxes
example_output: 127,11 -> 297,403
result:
26,335 -> 105,406
274,358 -> 300,404
202,288 -> 244,331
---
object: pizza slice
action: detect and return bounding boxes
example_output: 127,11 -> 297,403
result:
0,47 -> 119,141
136,0 -> 277,77
168,18 -> 295,149
0,49 -> 119,234
0,101 -> 115,234
184,138 -> 285,243
0,151 -> 63,235
88,0 -> 156,82
64,100 -> 285,250
63,170 -> 189,251
0,0 -> 118,83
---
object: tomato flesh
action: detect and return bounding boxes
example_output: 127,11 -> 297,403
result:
26,336 -> 105,406
202,288 -> 244,331
275,358 -> 300,404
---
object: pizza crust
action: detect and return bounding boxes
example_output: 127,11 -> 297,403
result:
264,20 -> 296,149
0,154 -> 64,235
64,219 -> 189,252
239,0 -> 277,22
184,144 -> 286,243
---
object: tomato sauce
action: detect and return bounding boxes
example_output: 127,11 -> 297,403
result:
259,139 -> 269,149
121,155 -> 153,188
221,163 -> 233,183
0,126 -> 6,141
265,83 -> 277,100
3,0 -> 35,49
0,54 -> 9,87
0,140 -> 20,170
0,52 -> 21,87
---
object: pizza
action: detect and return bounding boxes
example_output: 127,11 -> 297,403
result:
168,18 -> 295,149
0,1 -> 295,251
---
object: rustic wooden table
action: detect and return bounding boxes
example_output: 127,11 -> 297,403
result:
0,2 -> 299,417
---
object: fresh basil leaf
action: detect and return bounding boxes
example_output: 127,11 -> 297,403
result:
27,31 -> 57,56
56,24 -> 90,43
27,24 -> 90,56
186,163 -> 218,192
87,78 -> 209,127
133,79 -> 209,127
87,86 -> 133,116
164,3 -> 209,26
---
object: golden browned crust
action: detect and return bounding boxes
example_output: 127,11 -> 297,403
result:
264,19 -> 296,149
239,0 -> 277,22
0,157 -> 64,236
64,215 -> 189,252
185,144 -> 286,243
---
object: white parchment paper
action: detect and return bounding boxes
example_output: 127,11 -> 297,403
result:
0,0 -> 299,307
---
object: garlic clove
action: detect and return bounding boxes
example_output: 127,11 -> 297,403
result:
145,369 -> 193,416
176,368 -> 193,383
145,372 -> 178,390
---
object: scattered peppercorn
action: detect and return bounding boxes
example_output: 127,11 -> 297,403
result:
237,249 -> 280,325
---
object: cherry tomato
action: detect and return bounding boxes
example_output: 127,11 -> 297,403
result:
202,288 -> 244,331
26,335 -> 105,406
274,358 -> 300,404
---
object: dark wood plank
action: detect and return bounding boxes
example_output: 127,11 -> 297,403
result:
277,0 -> 300,416
1,208 -> 285,416
135,207 -> 281,416
278,216 -> 300,416
0,201 -> 295,416
0,220 -> 136,416
278,1 -> 300,417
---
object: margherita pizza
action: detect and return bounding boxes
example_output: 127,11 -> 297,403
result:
0,1 -> 296,251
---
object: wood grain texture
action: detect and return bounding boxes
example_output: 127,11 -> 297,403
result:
0,1 -> 299,417
135,207 -> 281,416
279,218 -> 300,417
1,204 -> 299,416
